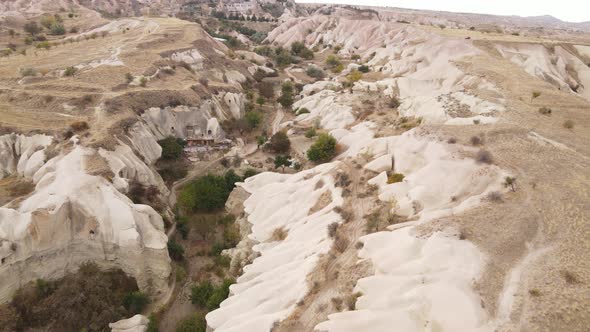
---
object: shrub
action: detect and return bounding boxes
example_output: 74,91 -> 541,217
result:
538,107 -> 552,115
447,137 -> 457,144
475,150 -> 493,164
63,66 -> 77,77
470,135 -> 482,146
50,23 -> 66,35
205,279 -> 234,311
123,291 -> 149,314
256,96 -> 265,105
20,67 -> 36,77
147,314 -> 158,332
486,191 -> 503,202
70,121 -> 89,131
326,55 -> 341,68
140,77 -> 148,87
358,65 -> 370,73
176,216 -> 189,239
267,131 -> 291,153
24,21 -> 42,36
191,281 -> 214,306
278,81 -> 294,108
346,70 -> 362,83
306,65 -> 325,79
175,313 -> 206,332
531,91 -> 541,100
125,72 -> 134,83
305,127 -> 317,138
257,81 -> 274,99
274,47 -> 295,67
307,133 -> 337,163
387,173 -> 405,184
333,63 -> 344,73
291,41 -> 314,60
271,227 -> 288,241
274,155 -> 291,171
297,108 -> 310,115
503,176 -> 516,192
327,222 -> 339,238
167,239 -> 185,261
36,41 -> 51,49
245,110 -> 263,129
243,168 -> 258,179
563,120 -> 574,129
158,137 -> 184,160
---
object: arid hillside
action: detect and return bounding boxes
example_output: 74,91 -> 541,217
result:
0,2 -> 589,332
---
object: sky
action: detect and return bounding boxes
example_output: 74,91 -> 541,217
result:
296,0 -> 590,23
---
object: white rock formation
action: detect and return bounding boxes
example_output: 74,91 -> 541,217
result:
0,133 -> 53,180
293,88 -> 355,130
0,141 -> 171,304
315,228 -> 491,332
109,314 -> 149,332
496,43 -> 590,101
140,93 -> 245,141
206,164 -> 344,331
170,48 -> 204,70
270,17 -> 506,125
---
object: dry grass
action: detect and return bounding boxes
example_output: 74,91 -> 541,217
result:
270,227 -> 288,242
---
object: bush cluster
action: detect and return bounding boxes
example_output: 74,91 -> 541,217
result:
307,133 -> 337,163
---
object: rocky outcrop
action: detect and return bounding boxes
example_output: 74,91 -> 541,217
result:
0,140 -> 171,304
139,93 -> 245,141
0,133 -> 53,180
109,314 -> 149,332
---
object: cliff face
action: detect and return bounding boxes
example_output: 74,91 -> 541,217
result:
0,86 -> 245,303
0,143 -> 171,303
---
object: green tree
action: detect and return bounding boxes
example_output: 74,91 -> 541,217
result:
278,81 -> 294,108
267,131 -> 291,153
158,137 -> 184,160
179,175 -> 231,212
123,291 -> 150,314
274,47 -> 293,67
274,155 -> 291,172
307,133 -> 337,163
256,135 -> 267,148
290,41 -> 306,55
245,110 -> 263,129
257,81 -> 274,99
224,170 -> 242,192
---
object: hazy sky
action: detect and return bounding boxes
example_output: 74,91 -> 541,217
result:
296,0 -> 590,23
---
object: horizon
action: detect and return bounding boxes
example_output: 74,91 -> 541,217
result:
295,0 -> 590,23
